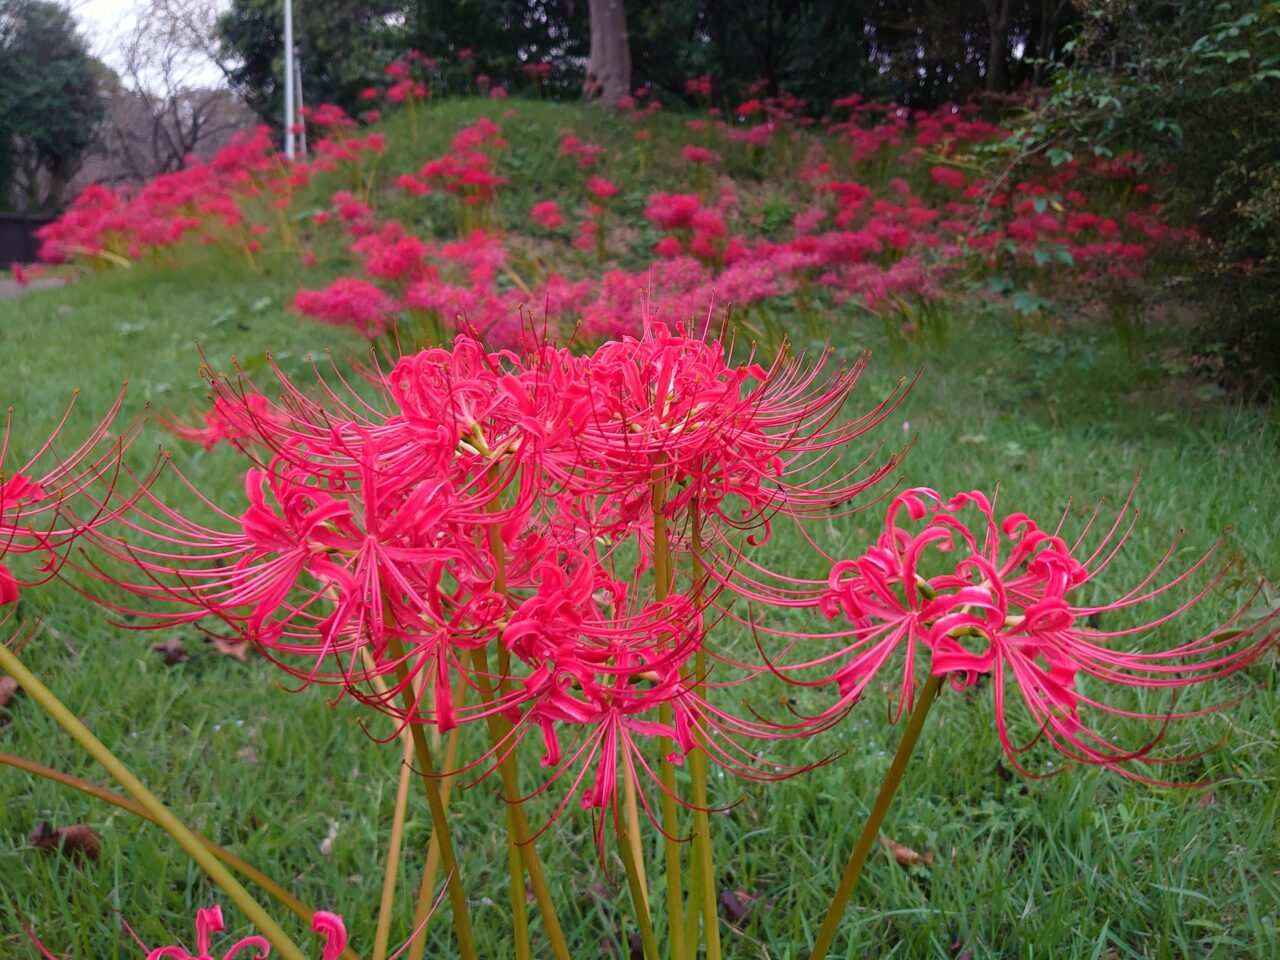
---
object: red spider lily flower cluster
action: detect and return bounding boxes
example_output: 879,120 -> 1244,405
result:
0,392 -> 141,604
37,82 -> 1195,353
735,487 -> 1276,779
143,905 -> 346,960
77,323 -> 906,851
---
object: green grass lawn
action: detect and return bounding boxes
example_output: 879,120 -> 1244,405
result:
1,102 -> 1278,959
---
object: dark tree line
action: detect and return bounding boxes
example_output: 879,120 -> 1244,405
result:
211,0 -> 1078,123
0,0 -> 105,211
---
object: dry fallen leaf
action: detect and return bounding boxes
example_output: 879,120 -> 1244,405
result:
29,822 -> 102,863
0,674 -> 18,710
152,638 -> 191,666
880,834 -> 934,868
236,745 -> 260,764
319,817 -> 340,857
210,637 -> 250,662
719,887 -> 763,927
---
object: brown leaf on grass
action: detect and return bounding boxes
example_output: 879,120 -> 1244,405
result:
209,637 -> 250,662
880,834 -> 934,868
0,674 -> 18,709
152,639 -> 191,666
29,822 -> 102,862
1196,791 -> 1217,809
236,745 -> 260,764
720,887 -> 763,927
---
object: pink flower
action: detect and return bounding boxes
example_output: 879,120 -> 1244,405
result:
530,200 -> 563,229
294,277 -> 396,336
930,165 -> 966,190
0,390 -> 138,588
681,144 -> 721,165
586,176 -> 619,200
655,235 -> 682,258
801,487 -> 1277,779
143,905 -> 347,960
684,73 -> 712,99
145,905 -> 269,960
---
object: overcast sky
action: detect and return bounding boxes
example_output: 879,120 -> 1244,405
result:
73,0 -> 228,84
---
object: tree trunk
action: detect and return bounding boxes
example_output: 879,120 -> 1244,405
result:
583,0 -> 631,108
984,0 -> 1011,94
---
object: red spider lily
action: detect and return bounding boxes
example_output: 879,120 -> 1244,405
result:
530,201 -> 563,229
0,390 -> 143,598
70,327 -> 887,818
681,145 -> 721,166
143,905 -> 347,960
929,165 -> 966,190
293,278 -> 396,336
779,487 -> 1277,780
158,394 -> 284,452
586,176 -> 619,200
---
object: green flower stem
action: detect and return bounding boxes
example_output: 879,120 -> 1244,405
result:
478,472 -> 573,960
623,767 -> 651,912
372,704 -> 416,960
384,634 -> 478,960
508,840 -> 533,960
406,681 -> 464,960
469,647 -> 572,960
0,643 -> 308,960
681,836 -> 703,958
0,750 -> 362,960
619,829 -> 661,960
808,673 -> 944,960
652,470 -> 687,960
689,505 -> 722,960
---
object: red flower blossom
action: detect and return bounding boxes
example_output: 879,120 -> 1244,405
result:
681,145 -> 721,165
294,277 -> 396,336
530,201 -> 563,229
586,176 -> 619,200
787,487 -> 1277,780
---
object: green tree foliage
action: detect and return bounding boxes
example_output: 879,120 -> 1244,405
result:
216,0 -> 589,123
629,1 -> 1075,109
1016,1 -> 1280,394
0,0 -> 106,211
415,0 -> 587,96
215,0 -> 404,124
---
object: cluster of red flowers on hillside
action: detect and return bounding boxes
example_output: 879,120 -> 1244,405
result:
37,77 -> 1191,351
10,321 -> 1253,856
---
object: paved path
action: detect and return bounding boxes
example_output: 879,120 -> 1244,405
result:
0,277 -> 66,299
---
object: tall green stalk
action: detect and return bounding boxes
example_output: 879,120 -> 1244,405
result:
651,469 -> 688,960
689,504 -> 722,960
619,830 -> 661,960
808,673 -> 944,960
0,643 -> 308,960
383,634 -> 478,960
479,466 -> 572,960
0,750 -> 361,960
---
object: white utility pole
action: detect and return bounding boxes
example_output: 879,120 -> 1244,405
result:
283,0 -> 296,159
295,54 -> 307,157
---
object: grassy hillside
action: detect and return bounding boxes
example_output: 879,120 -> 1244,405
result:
1,99 -> 1277,959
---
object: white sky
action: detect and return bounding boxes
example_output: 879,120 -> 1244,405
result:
73,0 -> 229,86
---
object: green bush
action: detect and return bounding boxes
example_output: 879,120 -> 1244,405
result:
1007,1 -> 1280,396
